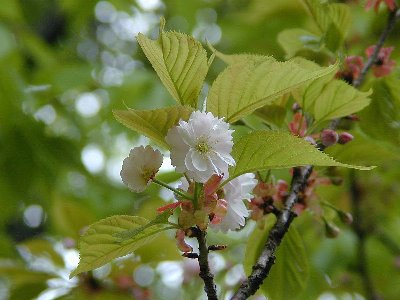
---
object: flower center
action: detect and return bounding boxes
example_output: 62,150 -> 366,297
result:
142,168 -> 156,183
196,141 -> 210,154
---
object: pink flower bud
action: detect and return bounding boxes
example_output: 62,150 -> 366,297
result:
338,132 -> 354,144
320,129 -> 339,147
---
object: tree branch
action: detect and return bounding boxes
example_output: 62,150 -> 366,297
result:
232,8 -> 400,300
195,227 -> 218,300
353,8 -> 400,88
231,166 -> 313,300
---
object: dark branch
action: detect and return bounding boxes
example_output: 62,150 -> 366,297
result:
353,8 -> 400,88
231,166 -> 313,300
195,227 -> 218,300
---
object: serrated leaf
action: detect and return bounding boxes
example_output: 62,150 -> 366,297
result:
113,210 -> 173,241
277,28 -> 322,59
244,217 -> 309,300
302,78 -> 371,124
137,29 -> 208,107
208,42 -> 275,65
113,106 -> 193,149
70,215 -> 174,278
207,60 -> 337,123
227,131 -> 374,182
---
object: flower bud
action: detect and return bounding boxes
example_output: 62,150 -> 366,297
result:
338,132 -> 354,145
338,211 -> 353,225
324,221 -> 341,238
320,129 -> 339,147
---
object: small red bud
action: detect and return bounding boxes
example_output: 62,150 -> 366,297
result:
338,132 -> 354,145
324,220 -> 341,238
320,129 -> 339,147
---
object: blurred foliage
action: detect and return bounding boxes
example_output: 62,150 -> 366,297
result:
0,0 -> 399,299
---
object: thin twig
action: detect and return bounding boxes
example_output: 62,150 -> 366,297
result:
195,227 -> 218,300
232,8 -> 400,300
349,171 -> 379,300
353,8 -> 400,88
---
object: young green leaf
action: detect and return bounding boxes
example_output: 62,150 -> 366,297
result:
113,106 -> 193,149
302,79 -> 371,124
244,217 -> 309,300
137,27 -> 208,108
208,42 -> 275,65
227,131 -> 374,181
207,60 -> 337,123
299,0 -> 351,51
277,28 -> 322,59
70,215 -> 174,278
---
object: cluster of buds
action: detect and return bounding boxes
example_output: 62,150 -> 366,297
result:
337,45 -> 396,83
320,129 -> 354,147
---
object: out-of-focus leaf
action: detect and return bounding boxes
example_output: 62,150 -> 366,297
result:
137,20 -> 208,108
70,215 -> 174,278
227,130 -> 374,182
277,28 -> 322,59
359,76 -> 400,148
207,60 -> 337,123
299,0 -> 351,51
113,106 -> 193,149
52,198 -> 97,240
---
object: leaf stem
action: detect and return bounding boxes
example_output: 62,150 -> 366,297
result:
153,179 -> 194,200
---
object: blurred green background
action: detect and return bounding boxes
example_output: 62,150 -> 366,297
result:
1,0 -> 400,299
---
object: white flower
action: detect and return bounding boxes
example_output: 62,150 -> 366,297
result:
120,145 -> 163,192
166,111 -> 235,183
211,173 -> 257,232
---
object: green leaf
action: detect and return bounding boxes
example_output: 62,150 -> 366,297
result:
244,217 -> 309,300
227,130 -> 374,181
208,42 -> 275,65
302,78 -> 371,124
113,106 -> 193,149
70,215 -> 174,278
113,210 -> 173,241
137,24 -> 208,108
358,76 -> 400,148
207,60 -> 337,123
277,28 -> 322,59
299,0 -> 351,51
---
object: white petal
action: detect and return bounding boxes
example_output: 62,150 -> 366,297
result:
191,151 -> 209,171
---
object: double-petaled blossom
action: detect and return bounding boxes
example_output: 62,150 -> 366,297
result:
365,0 -> 396,12
366,45 -> 396,77
211,173 -> 258,232
120,145 -> 163,192
166,111 -> 235,183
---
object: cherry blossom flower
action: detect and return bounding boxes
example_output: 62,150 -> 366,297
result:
120,145 -> 163,192
365,0 -> 396,12
166,111 -> 235,183
211,173 -> 258,232
366,45 -> 396,77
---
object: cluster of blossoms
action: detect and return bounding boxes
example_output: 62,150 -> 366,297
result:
336,45 -> 396,84
120,111 -> 257,250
